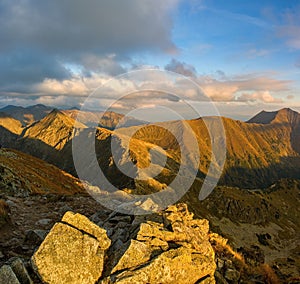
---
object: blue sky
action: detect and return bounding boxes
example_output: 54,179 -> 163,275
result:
0,0 -> 300,120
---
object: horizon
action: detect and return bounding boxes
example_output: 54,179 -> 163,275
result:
1,102 -> 300,122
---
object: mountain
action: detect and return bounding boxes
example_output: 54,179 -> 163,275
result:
247,108 -> 300,125
0,112 -> 22,135
0,106 -> 299,189
22,109 -> 87,150
0,104 -> 52,126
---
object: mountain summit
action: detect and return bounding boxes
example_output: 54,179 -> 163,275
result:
247,108 -> 300,125
23,109 -> 87,150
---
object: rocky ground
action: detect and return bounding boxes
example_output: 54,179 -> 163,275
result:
1,195 -> 297,283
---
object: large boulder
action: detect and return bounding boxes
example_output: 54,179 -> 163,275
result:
32,212 -> 111,284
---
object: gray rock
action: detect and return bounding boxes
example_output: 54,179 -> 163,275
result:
58,204 -> 72,214
0,265 -> 20,284
11,258 -> 33,284
25,229 -> 47,245
35,219 -> 52,226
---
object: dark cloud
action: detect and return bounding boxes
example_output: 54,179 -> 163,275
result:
0,0 -> 178,55
0,49 -> 70,92
165,59 -> 197,77
81,54 -> 127,76
0,0 -> 179,100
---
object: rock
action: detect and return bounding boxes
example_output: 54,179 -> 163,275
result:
225,268 -> 240,281
104,203 -> 216,283
107,247 -> 215,284
10,258 -> 33,284
35,219 -> 52,226
24,229 -> 47,246
31,204 -> 218,283
214,271 -> 228,284
111,240 -> 153,274
0,265 -> 20,284
58,204 -> 72,214
217,258 -> 225,270
32,212 -> 111,284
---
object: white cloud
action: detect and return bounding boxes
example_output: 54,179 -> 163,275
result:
237,91 -> 283,103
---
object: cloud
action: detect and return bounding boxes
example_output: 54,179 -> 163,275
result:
277,7 -> 300,49
0,0 -> 180,98
0,49 -> 70,92
246,48 -> 272,59
237,91 -> 283,103
0,0 -> 179,55
197,74 -> 291,103
165,59 -> 197,77
81,54 -> 126,76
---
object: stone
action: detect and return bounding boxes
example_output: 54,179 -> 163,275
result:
111,240 -> 153,274
62,211 -> 110,249
35,219 -> 52,226
10,258 -> 33,284
104,203 -> 216,283
24,229 -> 47,246
108,247 -> 216,284
0,265 -> 20,284
32,212 -> 111,284
214,271 -> 229,284
58,204 -> 72,214
225,268 -> 240,281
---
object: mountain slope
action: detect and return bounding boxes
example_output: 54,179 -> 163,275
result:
0,148 -> 84,196
0,104 -> 52,126
0,113 -> 22,135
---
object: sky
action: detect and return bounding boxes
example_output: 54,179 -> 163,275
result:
0,0 -> 300,120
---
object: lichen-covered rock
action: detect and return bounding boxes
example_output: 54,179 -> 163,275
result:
109,246 -> 215,284
62,211 -> 111,249
32,212 -> 111,284
102,203 -> 216,283
111,240 -> 153,274
0,265 -> 20,284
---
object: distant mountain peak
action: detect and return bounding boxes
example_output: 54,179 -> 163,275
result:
247,108 -> 300,125
41,108 -> 87,129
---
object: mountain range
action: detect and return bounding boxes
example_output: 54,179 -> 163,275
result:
0,104 -> 299,189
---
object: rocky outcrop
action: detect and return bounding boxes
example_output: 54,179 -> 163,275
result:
31,204 -> 216,284
31,212 -> 111,284
101,203 -> 216,284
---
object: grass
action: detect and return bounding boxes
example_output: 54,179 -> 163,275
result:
209,233 -> 281,283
